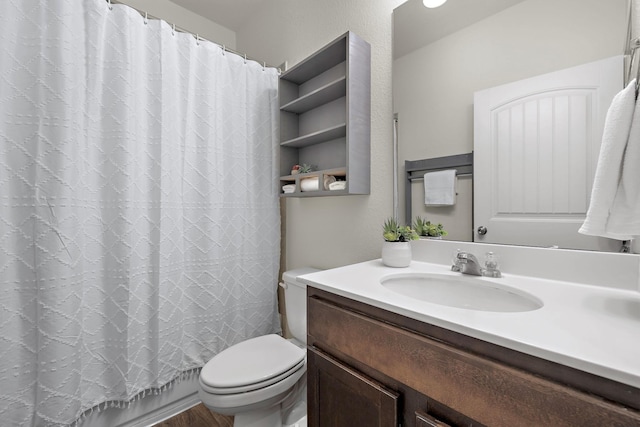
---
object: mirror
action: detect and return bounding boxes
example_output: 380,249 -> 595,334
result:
393,0 -> 630,251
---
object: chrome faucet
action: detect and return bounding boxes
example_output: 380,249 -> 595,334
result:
453,251 -> 483,276
452,251 -> 502,278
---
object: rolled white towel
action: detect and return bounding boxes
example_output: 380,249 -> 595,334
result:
282,184 -> 296,194
329,181 -> 347,191
323,175 -> 337,190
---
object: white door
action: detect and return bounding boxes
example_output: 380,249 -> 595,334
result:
474,56 -> 623,251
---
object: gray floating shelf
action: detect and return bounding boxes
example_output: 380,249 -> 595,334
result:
280,123 -> 346,149
278,31 -> 370,197
281,77 -> 347,114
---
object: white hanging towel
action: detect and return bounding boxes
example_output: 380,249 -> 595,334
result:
579,79 -> 637,239
604,87 -> 640,238
424,169 -> 456,206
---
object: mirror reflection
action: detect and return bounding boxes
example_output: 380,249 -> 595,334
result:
393,0 -> 630,251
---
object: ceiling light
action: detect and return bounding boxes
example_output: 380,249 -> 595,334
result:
422,0 -> 447,8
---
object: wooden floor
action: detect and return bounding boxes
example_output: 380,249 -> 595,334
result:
155,403 -> 234,427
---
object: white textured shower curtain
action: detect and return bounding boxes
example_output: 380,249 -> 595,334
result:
0,1 -> 280,425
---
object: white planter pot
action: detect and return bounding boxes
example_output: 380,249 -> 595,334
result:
381,241 -> 412,268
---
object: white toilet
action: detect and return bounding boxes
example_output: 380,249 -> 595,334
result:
198,268 -> 318,427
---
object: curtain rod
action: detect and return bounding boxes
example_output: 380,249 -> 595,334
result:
107,0 -> 281,72
625,36 -> 640,88
625,0 -> 633,55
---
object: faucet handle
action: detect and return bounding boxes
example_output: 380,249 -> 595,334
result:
451,249 -> 462,272
482,252 -> 502,278
485,252 -> 498,268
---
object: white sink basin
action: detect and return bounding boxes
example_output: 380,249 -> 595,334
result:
380,273 -> 543,313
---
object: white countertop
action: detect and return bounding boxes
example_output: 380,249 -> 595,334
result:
300,258 -> 640,389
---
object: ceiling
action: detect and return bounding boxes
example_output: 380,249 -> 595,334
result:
393,0 -> 527,59
169,0 -> 266,31
167,0 -> 527,57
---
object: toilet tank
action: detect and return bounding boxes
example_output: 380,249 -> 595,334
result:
280,267 -> 320,345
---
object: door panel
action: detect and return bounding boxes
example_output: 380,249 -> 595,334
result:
474,56 -> 622,250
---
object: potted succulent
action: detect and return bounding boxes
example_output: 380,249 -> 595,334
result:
290,163 -> 313,175
413,216 -> 448,239
382,217 -> 418,267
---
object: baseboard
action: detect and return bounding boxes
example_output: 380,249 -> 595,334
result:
79,375 -> 201,427
128,391 -> 200,427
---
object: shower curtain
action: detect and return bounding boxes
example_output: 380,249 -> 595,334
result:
0,1 -> 280,425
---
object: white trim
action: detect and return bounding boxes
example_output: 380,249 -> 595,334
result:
79,376 -> 201,427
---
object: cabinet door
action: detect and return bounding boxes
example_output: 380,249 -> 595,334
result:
307,347 -> 399,427
415,411 -> 451,427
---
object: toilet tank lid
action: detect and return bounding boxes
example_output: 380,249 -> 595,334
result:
282,267 -> 321,286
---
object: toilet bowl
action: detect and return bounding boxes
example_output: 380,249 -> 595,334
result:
198,268 -> 319,427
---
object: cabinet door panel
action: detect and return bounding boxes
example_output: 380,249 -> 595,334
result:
415,411 -> 451,427
307,347 -> 398,427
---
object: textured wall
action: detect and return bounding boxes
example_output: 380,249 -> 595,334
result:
237,0 -> 405,271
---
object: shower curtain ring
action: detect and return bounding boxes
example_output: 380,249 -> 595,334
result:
172,23 -> 175,35
222,45 -> 225,55
196,34 -> 200,45
107,0 -> 112,10
244,54 -> 247,64
144,12 -> 148,25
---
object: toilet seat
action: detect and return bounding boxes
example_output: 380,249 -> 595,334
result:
198,361 -> 306,414
200,359 -> 305,395
200,334 -> 306,394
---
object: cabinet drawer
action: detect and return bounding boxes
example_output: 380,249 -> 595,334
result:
308,296 -> 640,427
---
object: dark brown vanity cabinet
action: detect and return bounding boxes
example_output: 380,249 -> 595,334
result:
307,287 -> 640,427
